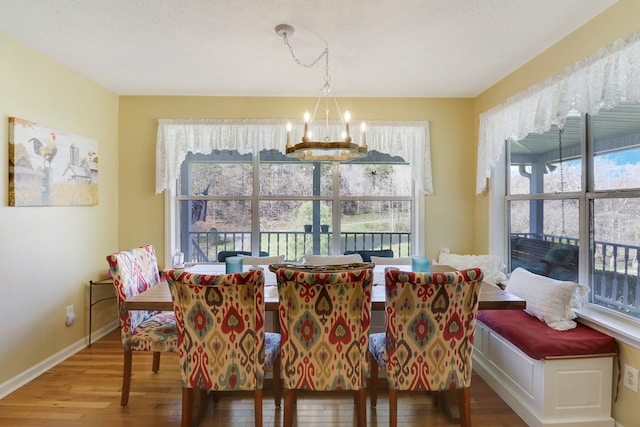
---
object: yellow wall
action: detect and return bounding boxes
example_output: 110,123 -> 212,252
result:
474,0 -> 640,252
474,1 -> 640,423
0,33 -> 119,386
118,96 -> 476,266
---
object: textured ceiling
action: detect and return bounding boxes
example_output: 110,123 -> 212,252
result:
0,0 -> 618,97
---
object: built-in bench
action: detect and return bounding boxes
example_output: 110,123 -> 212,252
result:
473,308 -> 617,427
511,237 -> 579,281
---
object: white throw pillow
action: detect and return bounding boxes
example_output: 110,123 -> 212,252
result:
302,254 -> 363,265
506,267 -> 579,330
370,256 -> 413,265
238,254 -> 285,265
437,251 -> 507,285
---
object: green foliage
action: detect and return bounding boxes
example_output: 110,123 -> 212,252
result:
297,201 -> 331,225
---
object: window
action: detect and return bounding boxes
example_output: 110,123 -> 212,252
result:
506,104 -> 640,321
174,149 -> 414,263
590,105 -> 640,320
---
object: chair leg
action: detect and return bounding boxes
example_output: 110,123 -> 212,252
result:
254,389 -> 263,427
152,351 -> 161,373
195,389 -> 210,425
283,389 -> 294,427
120,350 -> 132,406
369,355 -> 379,407
272,355 -> 282,408
182,387 -> 193,427
431,390 -> 440,408
356,388 -> 366,427
389,388 -> 398,427
458,386 -> 472,427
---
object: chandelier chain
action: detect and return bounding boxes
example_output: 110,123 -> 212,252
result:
281,31 -> 339,126
282,33 -> 329,69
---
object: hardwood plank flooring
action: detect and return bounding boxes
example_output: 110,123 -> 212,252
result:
0,329 -> 526,426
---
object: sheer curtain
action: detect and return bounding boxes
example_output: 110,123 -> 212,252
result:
476,32 -> 640,194
156,118 -> 432,194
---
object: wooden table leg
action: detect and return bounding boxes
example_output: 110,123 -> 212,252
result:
272,310 -> 280,333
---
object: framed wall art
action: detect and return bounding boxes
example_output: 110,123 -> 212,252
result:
8,117 -> 99,206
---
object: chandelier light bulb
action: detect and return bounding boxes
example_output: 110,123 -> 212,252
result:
303,112 -> 310,141
343,111 -> 351,140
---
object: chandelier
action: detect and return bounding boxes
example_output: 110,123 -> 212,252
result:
275,24 -> 367,161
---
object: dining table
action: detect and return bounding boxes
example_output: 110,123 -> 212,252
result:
125,263 -> 526,312
124,262 -> 525,423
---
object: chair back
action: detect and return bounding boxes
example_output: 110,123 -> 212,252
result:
383,267 -> 483,391
274,263 -> 374,391
344,249 -> 394,262
239,254 -> 285,265
217,250 -> 268,262
370,255 -> 413,265
106,245 -> 163,349
166,269 -> 269,391
301,253 -> 363,265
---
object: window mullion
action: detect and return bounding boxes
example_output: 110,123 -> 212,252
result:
332,162 -> 341,254
252,151 -> 260,255
579,113 -> 590,285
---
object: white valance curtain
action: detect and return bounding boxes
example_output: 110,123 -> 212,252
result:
476,32 -> 640,194
156,118 -> 432,194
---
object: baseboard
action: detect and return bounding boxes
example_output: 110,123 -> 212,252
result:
89,320 -> 119,346
0,321 -> 118,399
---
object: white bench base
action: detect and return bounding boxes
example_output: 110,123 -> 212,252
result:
473,320 -> 615,427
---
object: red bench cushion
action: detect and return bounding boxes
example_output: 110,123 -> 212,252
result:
477,310 -> 617,360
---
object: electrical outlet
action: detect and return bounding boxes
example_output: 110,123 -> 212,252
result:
65,305 -> 77,326
623,364 -> 639,393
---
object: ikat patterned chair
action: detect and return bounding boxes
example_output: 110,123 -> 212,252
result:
271,263 -> 374,427
368,267 -> 483,427
166,268 -> 282,427
106,244 -> 178,407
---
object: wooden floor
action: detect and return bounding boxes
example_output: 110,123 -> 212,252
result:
0,329 -> 526,426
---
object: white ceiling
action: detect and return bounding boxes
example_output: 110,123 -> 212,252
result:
0,0 -> 618,97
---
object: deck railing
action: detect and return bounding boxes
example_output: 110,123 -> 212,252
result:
511,233 -> 640,319
187,230 -> 412,263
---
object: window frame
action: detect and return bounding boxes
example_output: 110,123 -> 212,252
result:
493,112 -> 640,350
165,150 -> 423,265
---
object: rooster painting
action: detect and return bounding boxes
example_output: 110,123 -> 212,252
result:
9,117 -> 99,206
30,132 -> 58,167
